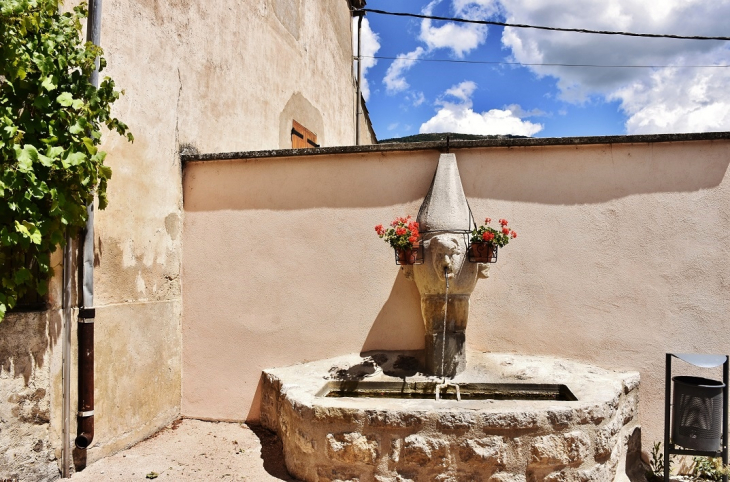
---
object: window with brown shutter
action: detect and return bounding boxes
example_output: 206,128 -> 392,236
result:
291,120 -> 319,149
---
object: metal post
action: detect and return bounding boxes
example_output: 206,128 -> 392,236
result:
61,237 -> 72,478
723,357 -> 729,482
664,353 -> 671,482
355,11 -> 363,146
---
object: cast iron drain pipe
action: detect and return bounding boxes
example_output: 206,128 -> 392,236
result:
75,309 -> 95,449
74,0 -> 101,453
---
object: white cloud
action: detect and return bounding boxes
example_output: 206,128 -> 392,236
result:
609,57 -> 730,134
388,122 -> 400,131
444,80 -> 477,101
352,17 -> 381,101
499,0 -> 730,133
384,47 -> 426,94
384,1 -> 499,94
410,91 -> 427,107
420,81 -> 544,136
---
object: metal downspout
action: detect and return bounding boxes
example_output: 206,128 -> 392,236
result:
61,236 -> 72,478
355,11 -> 363,145
76,0 -> 102,452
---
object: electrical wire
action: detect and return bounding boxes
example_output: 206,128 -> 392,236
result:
358,7 -> 730,42
364,55 -> 730,69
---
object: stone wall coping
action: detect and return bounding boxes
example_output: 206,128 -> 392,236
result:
181,131 -> 730,164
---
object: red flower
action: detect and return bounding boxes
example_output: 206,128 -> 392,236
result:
482,232 -> 495,242
408,235 -> 418,244
499,219 -> 508,227
511,231 -> 517,238
395,227 -> 407,236
502,227 -> 510,235
375,224 -> 384,235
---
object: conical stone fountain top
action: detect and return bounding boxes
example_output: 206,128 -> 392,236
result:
417,153 -> 472,233
403,153 -> 488,377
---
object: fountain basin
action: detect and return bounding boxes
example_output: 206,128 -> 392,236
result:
318,381 -> 577,402
260,352 -> 641,482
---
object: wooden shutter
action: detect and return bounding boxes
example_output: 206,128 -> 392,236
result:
291,120 -> 319,149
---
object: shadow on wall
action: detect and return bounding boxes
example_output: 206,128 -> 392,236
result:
360,271 -> 425,353
183,153 -> 438,212
184,142 -> 730,212
0,311 -> 58,385
459,143 -> 730,205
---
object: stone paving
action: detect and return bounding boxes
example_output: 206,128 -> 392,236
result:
69,419 -> 297,481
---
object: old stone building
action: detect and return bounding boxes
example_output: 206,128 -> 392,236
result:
0,1 -> 372,479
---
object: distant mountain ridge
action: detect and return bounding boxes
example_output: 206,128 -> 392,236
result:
378,132 -> 530,144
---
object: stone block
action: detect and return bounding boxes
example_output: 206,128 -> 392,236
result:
459,436 -> 506,466
402,434 -> 449,466
366,410 -> 424,429
437,412 -> 475,431
326,432 -> 379,465
482,411 -> 541,431
490,473 -> 527,482
530,432 -> 589,467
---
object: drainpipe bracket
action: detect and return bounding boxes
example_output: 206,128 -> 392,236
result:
78,410 -> 94,417
79,308 -> 96,320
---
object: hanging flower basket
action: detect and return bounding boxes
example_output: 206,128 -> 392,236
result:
467,217 -> 516,264
395,241 -> 424,265
375,215 -> 423,265
468,242 -> 498,263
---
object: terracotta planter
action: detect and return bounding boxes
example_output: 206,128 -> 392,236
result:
396,242 -> 421,265
468,242 -> 497,263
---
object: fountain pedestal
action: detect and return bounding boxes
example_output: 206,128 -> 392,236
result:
422,294 -> 469,376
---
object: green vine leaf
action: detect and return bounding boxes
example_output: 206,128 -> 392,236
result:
0,0 -> 132,321
41,75 -> 56,91
56,91 -> 74,106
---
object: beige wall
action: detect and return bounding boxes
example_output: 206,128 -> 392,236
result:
0,0 -> 363,476
182,139 -> 730,448
75,0 -> 363,467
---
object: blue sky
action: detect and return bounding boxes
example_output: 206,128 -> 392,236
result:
355,0 -> 730,140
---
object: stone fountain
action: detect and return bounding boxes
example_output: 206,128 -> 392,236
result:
259,153 -> 643,481
402,152 -> 489,378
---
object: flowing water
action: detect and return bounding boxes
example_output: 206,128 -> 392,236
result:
441,267 -> 449,378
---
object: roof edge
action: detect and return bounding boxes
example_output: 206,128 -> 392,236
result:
181,131 -> 730,164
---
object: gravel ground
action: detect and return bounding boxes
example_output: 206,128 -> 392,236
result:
69,419 -> 299,481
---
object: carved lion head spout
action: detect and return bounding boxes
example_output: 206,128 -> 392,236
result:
428,234 -> 465,281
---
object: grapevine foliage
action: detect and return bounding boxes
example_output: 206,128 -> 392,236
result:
0,0 -> 132,319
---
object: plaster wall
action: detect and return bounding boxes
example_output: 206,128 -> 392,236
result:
182,139 -> 730,449
0,0 -> 363,476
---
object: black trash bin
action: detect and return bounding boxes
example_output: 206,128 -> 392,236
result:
672,375 -> 726,451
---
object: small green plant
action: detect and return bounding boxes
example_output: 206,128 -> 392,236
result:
692,456 -> 730,480
0,0 -> 132,319
646,442 -> 671,481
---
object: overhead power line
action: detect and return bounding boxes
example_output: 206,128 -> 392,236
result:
358,8 -> 730,41
365,55 -> 730,69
